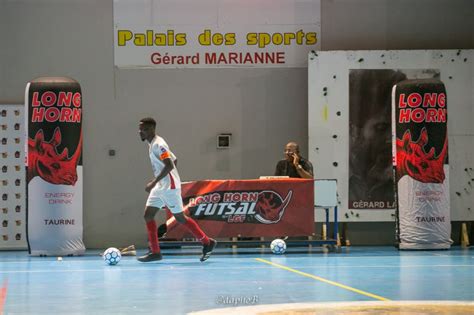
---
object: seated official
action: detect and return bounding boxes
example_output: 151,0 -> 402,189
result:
275,142 -> 313,179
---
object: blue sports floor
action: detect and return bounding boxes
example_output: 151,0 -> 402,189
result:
0,246 -> 473,314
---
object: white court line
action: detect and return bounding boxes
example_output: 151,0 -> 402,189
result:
0,266 -> 272,274
0,252 -> 472,265
0,264 -> 472,275
243,264 -> 474,268
0,258 -> 254,265
1,257 -> 473,268
0,255 -> 473,265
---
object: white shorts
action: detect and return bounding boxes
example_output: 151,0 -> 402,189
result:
146,188 -> 184,214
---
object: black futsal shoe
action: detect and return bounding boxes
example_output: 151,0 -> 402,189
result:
137,252 -> 163,262
200,238 -> 217,262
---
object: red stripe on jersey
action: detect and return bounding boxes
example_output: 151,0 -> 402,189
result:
169,173 -> 176,189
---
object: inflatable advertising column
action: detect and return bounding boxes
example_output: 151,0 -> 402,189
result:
25,77 -> 85,256
392,79 -> 451,250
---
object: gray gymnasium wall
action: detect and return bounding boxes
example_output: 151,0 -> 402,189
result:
1,0 -> 473,247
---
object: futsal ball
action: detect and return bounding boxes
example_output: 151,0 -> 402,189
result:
103,247 -> 121,265
270,239 -> 286,255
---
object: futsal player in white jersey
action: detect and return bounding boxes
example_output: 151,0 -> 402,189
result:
138,117 -> 216,262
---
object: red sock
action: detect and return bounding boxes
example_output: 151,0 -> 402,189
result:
183,218 -> 210,245
146,221 -> 160,253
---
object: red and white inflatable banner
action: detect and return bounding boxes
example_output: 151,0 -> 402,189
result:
166,179 -> 314,238
25,77 -> 85,256
392,79 -> 451,249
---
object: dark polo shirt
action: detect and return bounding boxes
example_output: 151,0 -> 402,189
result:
274,157 -> 313,178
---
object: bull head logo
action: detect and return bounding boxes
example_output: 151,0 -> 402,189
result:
254,190 -> 292,224
396,127 -> 448,183
27,127 -> 82,185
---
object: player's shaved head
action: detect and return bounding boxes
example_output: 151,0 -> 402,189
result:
139,117 -> 157,142
139,117 -> 156,128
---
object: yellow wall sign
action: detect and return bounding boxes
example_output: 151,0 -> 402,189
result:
113,0 -> 321,68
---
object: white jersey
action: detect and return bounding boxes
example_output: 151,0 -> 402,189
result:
148,135 -> 181,190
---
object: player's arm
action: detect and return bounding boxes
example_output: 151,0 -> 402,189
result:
146,158 -> 174,192
146,144 -> 175,192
